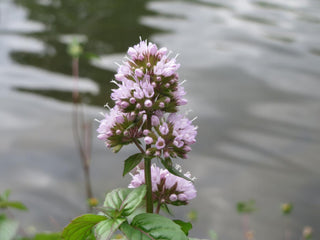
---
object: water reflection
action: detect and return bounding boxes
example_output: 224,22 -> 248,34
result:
11,0 -> 164,105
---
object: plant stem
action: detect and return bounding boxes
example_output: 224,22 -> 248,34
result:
133,138 -> 145,154
144,156 -> 153,213
72,57 -> 94,211
144,115 -> 153,213
155,201 -> 161,214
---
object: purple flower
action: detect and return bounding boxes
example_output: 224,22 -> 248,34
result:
96,106 -> 124,141
159,122 -> 169,135
128,164 -> 197,204
144,136 -> 153,145
168,113 -> 197,146
154,56 -> 180,77
155,137 -> 166,149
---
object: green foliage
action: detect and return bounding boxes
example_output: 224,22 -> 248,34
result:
0,214 -> 19,240
67,39 -> 83,58
120,213 -> 188,240
94,218 -> 125,240
0,190 -> 27,211
34,233 -> 61,240
101,186 -> 146,218
173,220 -> 192,236
160,158 -> 193,182
236,200 -> 256,214
122,153 -> 144,177
0,190 -> 11,201
62,187 -> 147,240
61,214 -> 107,240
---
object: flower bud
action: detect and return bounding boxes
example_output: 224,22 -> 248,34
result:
163,151 -> 170,158
150,44 -> 158,55
143,129 -> 150,136
159,122 -> 169,135
116,129 -> 121,135
169,194 -> 178,202
135,68 -> 143,78
159,102 -> 165,108
144,99 -> 153,108
178,193 -> 187,201
151,115 -> 160,126
121,101 -> 129,108
129,97 -> 136,104
144,136 -> 153,145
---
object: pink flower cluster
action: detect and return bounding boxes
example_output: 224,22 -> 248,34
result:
129,165 -> 196,205
97,39 -> 197,157
111,39 -> 187,114
143,113 -> 197,159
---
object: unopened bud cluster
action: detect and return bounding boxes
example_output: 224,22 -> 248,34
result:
97,39 -> 197,158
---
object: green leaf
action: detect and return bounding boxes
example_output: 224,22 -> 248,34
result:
0,189 -> 11,201
0,216 -> 19,240
62,214 -> 107,240
123,153 -> 144,177
236,200 -> 256,214
160,158 -> 193,182
102,186 -> 146,218
34,233 -> 61,240
188,238 -> 209,240
0,201 -> 27,211
120,213 -> 188,240
94,218 -> 125,240
112,145 -> 123,153
173,220 -> 192,236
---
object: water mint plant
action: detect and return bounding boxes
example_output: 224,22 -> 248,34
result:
96,38 -> 197,213
62,39 -> 199,239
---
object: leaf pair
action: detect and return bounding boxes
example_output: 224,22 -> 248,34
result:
62,185 -> 190,240
62,186 -> 146,240
0,189 -> 27,211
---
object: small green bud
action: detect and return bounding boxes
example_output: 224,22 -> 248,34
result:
281,203 -> 293,215
87,197 -> 99,207
68,39 -> 83,58
187,209 -> 198,222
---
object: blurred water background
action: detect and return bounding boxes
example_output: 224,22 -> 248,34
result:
0,0 -> 320,239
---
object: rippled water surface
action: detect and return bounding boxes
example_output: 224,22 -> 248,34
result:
1,0 -> 320,239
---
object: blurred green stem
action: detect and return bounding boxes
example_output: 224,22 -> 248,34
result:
72,57 -> 94,211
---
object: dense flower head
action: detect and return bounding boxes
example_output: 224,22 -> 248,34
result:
97,39 -> 197,157
143,113 -> 197,159
96,106 -> 142,149
111,39 -> 187,115
128,164 -> 196,205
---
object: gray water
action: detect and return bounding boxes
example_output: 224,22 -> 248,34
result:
0,0 -> 320,239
